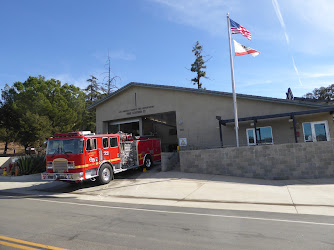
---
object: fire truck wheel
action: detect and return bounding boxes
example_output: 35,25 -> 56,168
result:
98,164 -> 113,184
144,156 -> 153,169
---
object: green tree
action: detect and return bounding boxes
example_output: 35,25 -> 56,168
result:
3,76 -> 87,150
190,41 -> 208,89
84,75 -> 104,102
82,75 -> 107,132
81,103 -> 96,132
304,84 -> 334,101
0,85 -> 20,154
11,76 -> 86,134
17,111 -> 52,152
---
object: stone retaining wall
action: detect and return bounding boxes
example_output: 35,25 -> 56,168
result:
161,152 -> 179,172
179,141 -> 334,179
0,157 -> 14,175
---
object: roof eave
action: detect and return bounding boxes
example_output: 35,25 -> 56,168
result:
88,82 -> 331,110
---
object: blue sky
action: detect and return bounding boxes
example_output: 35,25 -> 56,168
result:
1,0 -> 333,99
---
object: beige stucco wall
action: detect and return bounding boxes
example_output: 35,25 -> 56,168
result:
230,113 -> 334,147
95,85 -> 331,148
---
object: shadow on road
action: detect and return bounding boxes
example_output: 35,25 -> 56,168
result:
0,164 -> 161,195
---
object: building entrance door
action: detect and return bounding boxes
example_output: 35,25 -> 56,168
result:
108,120 -> 140,136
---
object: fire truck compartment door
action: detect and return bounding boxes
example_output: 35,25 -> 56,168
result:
99,149 -> 103,162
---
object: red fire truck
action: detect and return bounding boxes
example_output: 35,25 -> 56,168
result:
41,131 -> 161,184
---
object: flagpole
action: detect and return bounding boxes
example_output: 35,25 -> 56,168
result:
227,13 -> 239,147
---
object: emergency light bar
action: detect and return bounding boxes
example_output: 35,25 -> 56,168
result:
53,131 -> 95,138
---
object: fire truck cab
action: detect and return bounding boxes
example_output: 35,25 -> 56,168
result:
41,131 -> 161,184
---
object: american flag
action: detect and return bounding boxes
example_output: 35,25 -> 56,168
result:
230,19 -> 251,40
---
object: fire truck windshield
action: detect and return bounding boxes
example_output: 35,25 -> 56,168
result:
46,139 -> 84,155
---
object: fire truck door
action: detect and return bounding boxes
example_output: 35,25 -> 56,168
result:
86,138 -> 98,166
109,136 -> 120,161
102,137 -> 110,161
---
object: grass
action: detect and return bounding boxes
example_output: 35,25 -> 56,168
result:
0,142 -> 25,156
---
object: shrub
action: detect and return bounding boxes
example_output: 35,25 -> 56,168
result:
17,155 -> 46,175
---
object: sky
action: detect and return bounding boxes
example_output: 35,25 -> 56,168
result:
1,0 -> 334,99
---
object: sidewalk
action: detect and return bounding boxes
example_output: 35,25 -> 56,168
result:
1,169 -> 334,216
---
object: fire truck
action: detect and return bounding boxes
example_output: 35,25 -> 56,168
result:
41,131 -> 161,184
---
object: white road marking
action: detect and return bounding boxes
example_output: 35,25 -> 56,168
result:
2,195 -> 334,227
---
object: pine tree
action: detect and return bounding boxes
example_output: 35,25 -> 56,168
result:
84,75 -> 103,101
191,41 -> 208,89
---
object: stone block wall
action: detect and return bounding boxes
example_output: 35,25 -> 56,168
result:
179,141 -> 334,179
0,157 -> 14,175
161,152 -> 179,172
0,157 -> 13,169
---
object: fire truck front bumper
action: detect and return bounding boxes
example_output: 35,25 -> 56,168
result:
41,172 -> 84,181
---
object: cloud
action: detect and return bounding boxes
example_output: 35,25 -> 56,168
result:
239,80 -> 273,87
271,1 -> 303,86
277,0 -> 334,54
292,82 -> 333,95
93,49 -> 136,62
303,72 -> 334,79
287,0 -> 334,33
300,65 -> 334,79
289,64 -> 334,95
150,0 -> 237,36
271,0 -> 289,45
272,0 -> 285,29
109,50 -> 136,61
47,73 -> 89,89
291,56 -> 302,86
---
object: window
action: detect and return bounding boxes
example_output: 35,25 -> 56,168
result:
303,123 -> 313,142
246,126 -> 273,146
46,139 -> 84,155
62,139 -> 84,154
86,138 -> 97,151
246,129 -> 256,146
102,137 -> 109,148
110,137 -> 118,147
46,140 -> 62,155
302,121 -> 330,142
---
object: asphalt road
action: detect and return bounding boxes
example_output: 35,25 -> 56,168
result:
1,192 -> 334,250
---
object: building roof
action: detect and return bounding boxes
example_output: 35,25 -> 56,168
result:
88,82 -> 331,110
218,106 -> 334,125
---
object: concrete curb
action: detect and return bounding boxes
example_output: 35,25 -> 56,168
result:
0,173 -> 42,182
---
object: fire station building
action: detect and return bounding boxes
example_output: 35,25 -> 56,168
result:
89,82 -> 334,152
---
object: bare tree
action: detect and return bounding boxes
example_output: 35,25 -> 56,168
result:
102,51 -> 120,94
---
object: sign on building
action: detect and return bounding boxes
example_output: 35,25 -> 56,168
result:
179,138 -> 187,146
